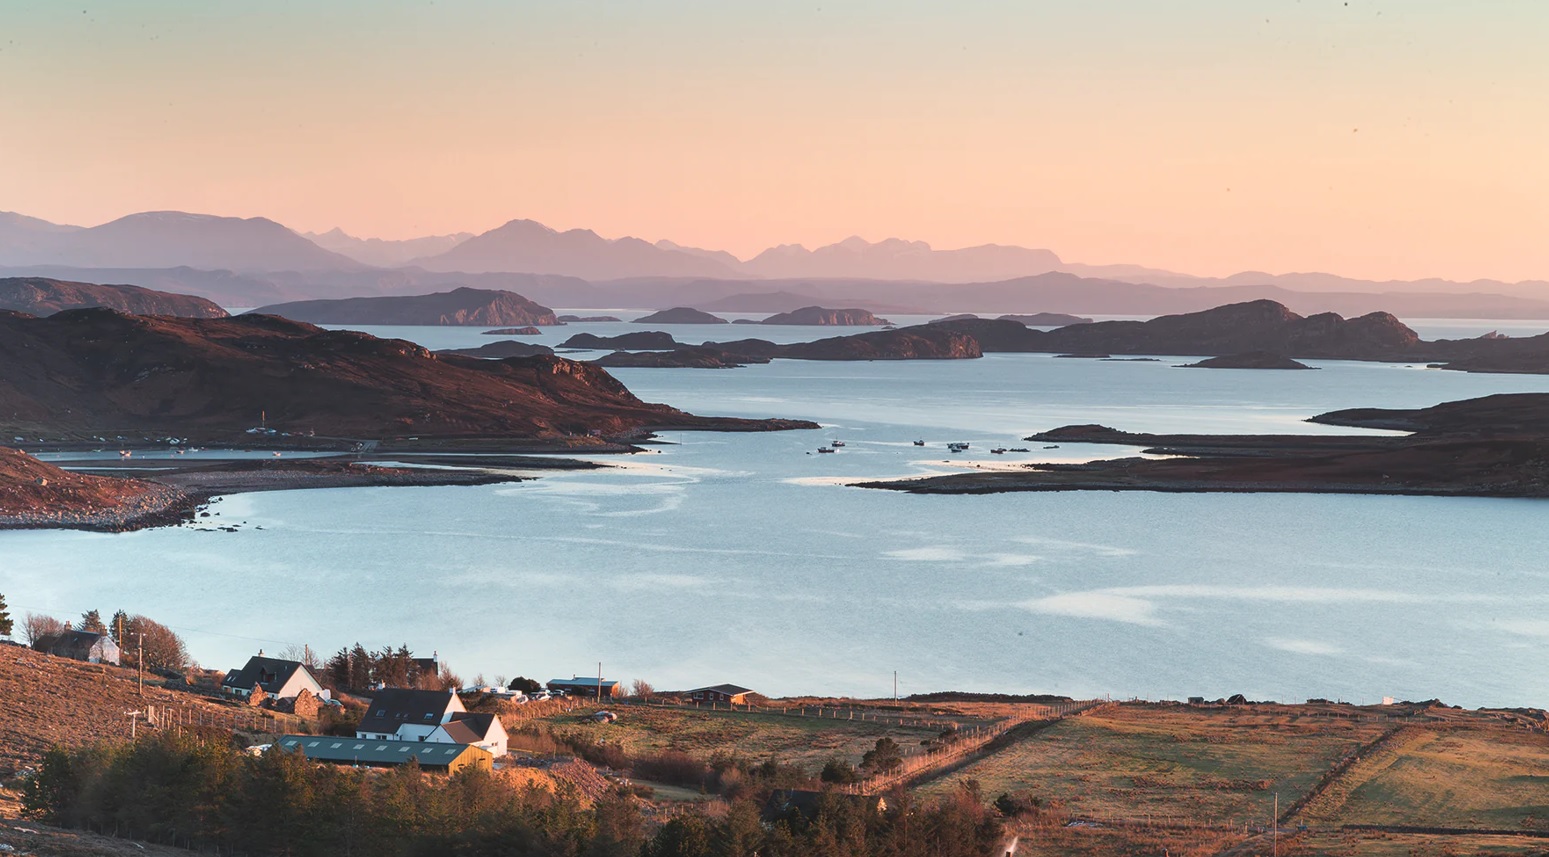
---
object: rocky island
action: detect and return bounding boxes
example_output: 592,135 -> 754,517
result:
252,286 -> 560,326
482,325 -> 543,335
436,340 -> 555,359
861,392 -> 1549,498
0,276 -> 228,318
559,331 -> 680,350
558,314 -> 622,322
1178,351 -> 1315,369
757,306 -> 890,326
632,307 -> 728,324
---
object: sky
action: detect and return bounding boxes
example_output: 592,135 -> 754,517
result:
3,0 -> 1548,282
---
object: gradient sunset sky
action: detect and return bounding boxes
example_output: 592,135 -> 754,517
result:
3,1 -> 1546,281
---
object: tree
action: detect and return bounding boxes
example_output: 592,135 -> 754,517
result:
820,758 -> 859,784
508,676 -> 542,694
0,593 -> 12,638
23,613 -> 64,646
861,737 -> 903,774
630,679 -> 655,700
121,615 -> 188,672
278,643 -> 321,671
78,609 -> 105,634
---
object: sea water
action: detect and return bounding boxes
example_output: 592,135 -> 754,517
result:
3,315 -> 1548,707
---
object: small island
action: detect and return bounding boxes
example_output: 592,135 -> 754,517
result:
758,306 -> 890,326
632,307 -> 728,324
252,287 -> 560,327
482,326 -> 543,335
559,331 -> 680,350
1178,351 -> 1315,370
436,340 -> 554,359
558,314 -> 622,322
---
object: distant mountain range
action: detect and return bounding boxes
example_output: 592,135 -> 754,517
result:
303,228 -> 473,268
6,209 -> 1549,318
0,211 -> 359,272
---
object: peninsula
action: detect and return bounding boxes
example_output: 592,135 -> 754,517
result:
251,286 -> 560,326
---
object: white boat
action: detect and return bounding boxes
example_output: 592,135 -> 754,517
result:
946,442 -> 970,453
830,439 -> 846,447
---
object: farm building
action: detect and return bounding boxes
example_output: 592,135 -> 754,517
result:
34,630 -> 121,665
687,684 -> 755,705
546,676 -> 621,698
275,735 -> 491,774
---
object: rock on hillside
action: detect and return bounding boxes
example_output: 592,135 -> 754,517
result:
0,309 -> 813,440
252,287 -> 560,326
0,277 -> 228,318
1179,351 -> 1315,369
758,306 -> 891,326
633,307 -> 728,324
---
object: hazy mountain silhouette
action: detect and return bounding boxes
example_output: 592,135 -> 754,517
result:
744,236 -> 1063,281
414,219 -> 742,279
0,211 -> 361,272
305,227 -> 474,267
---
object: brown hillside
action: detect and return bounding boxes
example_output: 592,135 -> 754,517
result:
0,309 -> 813,440
0,277 -> 227,318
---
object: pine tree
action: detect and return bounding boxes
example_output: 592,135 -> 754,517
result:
0,593 -> 12,638
79,609 -> 105,634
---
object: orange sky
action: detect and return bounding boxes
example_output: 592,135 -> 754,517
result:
3,1 -> 1547,282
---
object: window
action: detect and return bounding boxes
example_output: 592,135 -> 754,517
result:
331,742 -> 343,749
398,746 -> 410,753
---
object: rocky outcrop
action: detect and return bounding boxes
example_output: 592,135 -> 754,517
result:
437,341 -> 555,359
483,326 -> 543,335
252,287 -> 559,326
929,313 -> 981,324
758,306 -> 890,326
560,331 -> 680,350
0,446 -> 189,530
0,277 -> 228,318
0,308 -> 811,441
1179,351 -> 1315,370
632,307 -> 728,324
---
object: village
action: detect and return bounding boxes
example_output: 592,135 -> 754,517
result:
4,609 -> 1549,857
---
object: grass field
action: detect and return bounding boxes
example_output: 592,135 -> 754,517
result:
1305,725 -> 1549,831
531,703 -> 953,772
1287,830 -> 1549,856
917,704 -> 1391,824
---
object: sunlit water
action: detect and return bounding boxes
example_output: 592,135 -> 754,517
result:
4,314 -> 1549,707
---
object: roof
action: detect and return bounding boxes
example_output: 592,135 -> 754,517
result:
437,712 -> 501,744
546,677 -> 619,689
275,735 -> 489,767
689,684 -> 754,696
359,688 -> 459,734
41,630 -> 116,649
221,656 -> 312,693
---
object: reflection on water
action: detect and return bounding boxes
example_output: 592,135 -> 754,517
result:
5,341 -> 1549,708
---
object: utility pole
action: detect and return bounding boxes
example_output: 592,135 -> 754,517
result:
1272,792 -> 1278,857
596,661 -> 602,703
136,633 -> 145,697
893,671 -> 897,701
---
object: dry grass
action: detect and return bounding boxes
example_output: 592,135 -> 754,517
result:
918,704 -> 1390,825
1285,829 -> 1549,856
1306,724 -> 1549,831
534,703 -> 949,772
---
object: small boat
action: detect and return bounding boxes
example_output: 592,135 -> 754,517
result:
1043,445 -> 1060,450
830,439 -> 846,447
913,439 -> 925,446
991,448 -> 1007,454
817,446 -> 836,454
1009,448 -> 1030,453
947,442 -> 969,453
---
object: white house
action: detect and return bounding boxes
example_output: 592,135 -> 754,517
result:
356,688 -> 466,742
428,712 -> 508,757
221,655 -> 328,701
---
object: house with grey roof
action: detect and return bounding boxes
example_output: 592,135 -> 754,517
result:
428,711 -> 507,757
357,688 -> 465,741
221,654 -> 326,702
35,630 -> 121,666
275,735 -> 491,774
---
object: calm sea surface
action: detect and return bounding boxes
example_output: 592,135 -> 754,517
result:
5,314 -> 1549,707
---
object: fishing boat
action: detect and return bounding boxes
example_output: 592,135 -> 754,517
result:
913,439 -> 925,446
830,439 -> 846,447
991,447 -> 1007,454
947,442 -> 970,453
817,446 -> 836,454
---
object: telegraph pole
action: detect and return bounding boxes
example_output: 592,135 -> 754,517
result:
135,632 -> 144,697
596,661 -> 603,703
1272,792 -> 1278,857
893,671 -> 898,701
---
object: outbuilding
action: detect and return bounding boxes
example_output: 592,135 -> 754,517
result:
687,684 -> 755,705
275,735 -> 492,774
